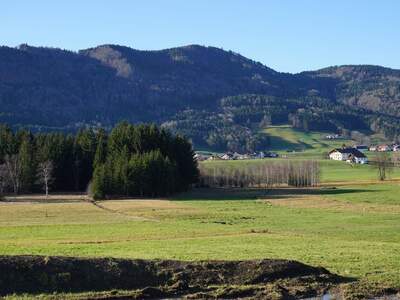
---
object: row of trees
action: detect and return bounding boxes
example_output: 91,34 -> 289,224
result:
0,125 -> 101,196
0,123 -> 199,199
198,160 -> 320,188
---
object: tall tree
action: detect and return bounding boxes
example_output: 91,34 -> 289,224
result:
375,152 -> 393,181
37,161 -> 54,199
3,154 -> 22,194
18,131 -> 36,192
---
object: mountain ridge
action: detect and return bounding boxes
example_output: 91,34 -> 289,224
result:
1,43 -> 399,150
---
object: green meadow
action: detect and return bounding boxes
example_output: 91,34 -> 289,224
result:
1,127 -> 399,295
264,125 -> 354,153
202,157 -> 400,182
0,168 -> 399,290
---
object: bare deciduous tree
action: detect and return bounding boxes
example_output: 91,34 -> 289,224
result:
37,161 -> 54,198
4,154 -> 22,194
198,160 -> 320,188
375,152 -> 393,181
0,164 -> 9,199
392,152 -> 400,168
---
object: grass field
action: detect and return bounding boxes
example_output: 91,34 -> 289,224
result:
263,125 -> 354,153
0,179 -> 400,291
260,125 -> 390,160
1,152 -> 400,297
201,157 -> 400,183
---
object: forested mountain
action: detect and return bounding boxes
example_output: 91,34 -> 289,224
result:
0,44 -> 399,151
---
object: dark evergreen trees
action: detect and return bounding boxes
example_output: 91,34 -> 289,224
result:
90,123 -> 198,199
0,123 -> 199,198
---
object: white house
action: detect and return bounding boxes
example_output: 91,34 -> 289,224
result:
329,148 -> 368,164
220,153 -> 234,160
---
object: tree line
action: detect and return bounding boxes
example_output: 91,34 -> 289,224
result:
198,160 -> 320,188
0,123 -> 199,199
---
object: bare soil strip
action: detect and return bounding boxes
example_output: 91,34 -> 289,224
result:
0,255 -> 349,299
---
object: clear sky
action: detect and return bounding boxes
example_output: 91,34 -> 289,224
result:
1,0 -> 399,73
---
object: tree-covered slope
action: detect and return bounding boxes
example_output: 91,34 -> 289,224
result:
304,65 -> 400,117
0,44 -> 399,150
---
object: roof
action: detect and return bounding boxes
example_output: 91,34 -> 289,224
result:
329,147 -> 367,158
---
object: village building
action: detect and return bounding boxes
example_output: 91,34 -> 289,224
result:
206,155 -> 222,161
354,145 -> 368,152
328,147 -> 368,164
376,144 -> 392,152
220,153 -> 234,160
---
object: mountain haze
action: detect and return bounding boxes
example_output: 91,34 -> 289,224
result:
0,44 -> 399,150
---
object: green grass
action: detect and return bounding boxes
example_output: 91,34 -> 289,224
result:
201,158 -> 400,183
0,182 -> 400,289
263,125 -> 355,154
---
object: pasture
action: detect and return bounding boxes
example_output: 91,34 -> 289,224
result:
202,157 -> 400,182
0,160 -> 400,293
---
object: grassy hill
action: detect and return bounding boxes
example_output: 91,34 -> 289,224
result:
264,125 -> 354,153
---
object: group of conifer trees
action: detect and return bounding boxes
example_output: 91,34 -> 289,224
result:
91,122 -> 199,199
0,123 -> 199,199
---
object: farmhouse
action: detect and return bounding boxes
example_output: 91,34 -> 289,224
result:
329,147 -> 368,164
377,144 -> 392,152
355,145 -> 368,152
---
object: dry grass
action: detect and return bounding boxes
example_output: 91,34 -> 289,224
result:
3,193 -> 88,203
267,196 -> 400,214
0,197 -> 201,226
95,199 -> 200,220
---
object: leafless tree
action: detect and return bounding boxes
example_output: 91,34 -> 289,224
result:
0,164 -> 9,198
392,152 -> 400,167
375,152 -> 393,181
3,154 -> 22,194
37,161 -> 54,198
198,160 -> 320,188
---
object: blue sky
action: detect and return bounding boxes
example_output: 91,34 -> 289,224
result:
1,0 -> 399,73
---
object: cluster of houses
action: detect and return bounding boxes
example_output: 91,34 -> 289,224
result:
328,143 -> 400,164
195,142 -> 399,164
325,134 -> 343,140
195,151 -> 279,161
368,144 -> 400,152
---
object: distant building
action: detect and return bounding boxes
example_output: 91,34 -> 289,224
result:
265,152 -> 279,158
329,148 -> 368,164
325,134 -> 342,140
355,145 -> 368,152
207,155 -> 222,161
393,144 -> 400,152
377,144 -> 392,152
220,153 -> 234,160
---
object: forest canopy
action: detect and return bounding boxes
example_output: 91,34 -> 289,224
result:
0,123 -> 199,199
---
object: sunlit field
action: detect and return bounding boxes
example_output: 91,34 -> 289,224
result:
1,176 -> 399,290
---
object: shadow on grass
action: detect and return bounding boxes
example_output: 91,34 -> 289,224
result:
173,186 -> 378,201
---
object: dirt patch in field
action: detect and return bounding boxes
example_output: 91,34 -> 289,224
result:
2,193 -> 88,203
0,255 -> 350,299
